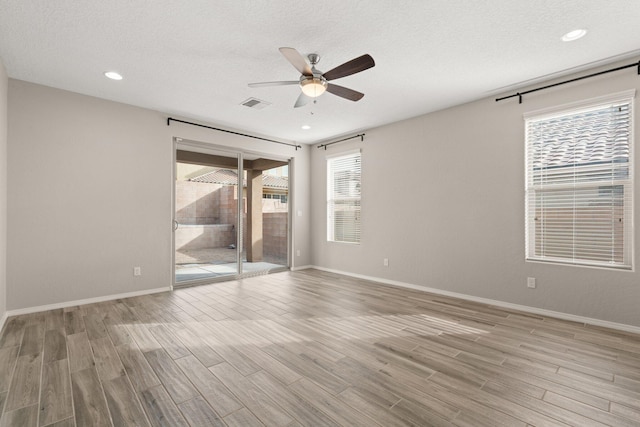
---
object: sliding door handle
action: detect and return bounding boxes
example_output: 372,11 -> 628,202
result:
173,220 -> 179,231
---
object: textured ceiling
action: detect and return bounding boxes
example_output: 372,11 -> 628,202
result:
1,1 -> 640,144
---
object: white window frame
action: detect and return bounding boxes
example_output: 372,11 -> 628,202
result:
524,90 -> 635,270
327,149 -> 362,244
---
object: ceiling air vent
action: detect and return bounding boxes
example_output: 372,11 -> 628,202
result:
241,97 -> 271,110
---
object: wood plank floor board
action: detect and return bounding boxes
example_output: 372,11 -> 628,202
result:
42,329 -> 67,364
177,396 -> 226,427
39,359 -> 73,426
104,322 -> 134,347
44,310 -> 64,332
610,402 -> 640,422
613,374 -> 640,393
0,404 -> 38,427
477,377 -> 608,427
0,346 -> 19,394
428,373 -> 575,427
66,332 -> 95,373
288,377 -> 384,427
148,325 -> 191,360
19,324 -> 45,357
0,269 -> 639,426
249,370 -> 341,427
139,385 -> 190,427
102,375 -> 151,427
0,318 -> 26,349
234,343 -> 302,385
477,350 -> 623,412
336,387 -> 415,427
209,362 -> 295,426
63,311 -> 85,336
90,337 -> 126,382
200,334 -> 262,376
261,343 -> 350,395
223,407 -> 263,427
143,349 -> 199,404
543,390 -> 639,427
70,367 -> 112,427
170,327 -> 224,368
84,313 -> 109,341
114,342 -> 161,393
4,354 -> 42,412
126,324 -> 162,353
174,355 -> 243,417
390,397 -> 458,427
328,356 -> 405,407
43,417 -> 75,427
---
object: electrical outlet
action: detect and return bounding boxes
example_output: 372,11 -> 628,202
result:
383,258 -> 389,267
134,266 -> 141,276
296,250 -> 301,257
527,277 -> 536,288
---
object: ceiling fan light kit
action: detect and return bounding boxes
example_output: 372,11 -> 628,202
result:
300,76 -> 327,97
249,47 -> 375,108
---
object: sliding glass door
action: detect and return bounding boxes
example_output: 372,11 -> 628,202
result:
174,147 -> 242,283
173,140 -> 290,286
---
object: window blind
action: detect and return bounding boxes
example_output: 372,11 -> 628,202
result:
327,151 -> 361,243
525,95 -> 633,269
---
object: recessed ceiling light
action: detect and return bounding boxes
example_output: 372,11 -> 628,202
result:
104,71 -> 123,80
301,125 -> 311,130
562,29 -> 587,42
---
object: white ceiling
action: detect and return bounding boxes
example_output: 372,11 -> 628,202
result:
1,1 -> 640,145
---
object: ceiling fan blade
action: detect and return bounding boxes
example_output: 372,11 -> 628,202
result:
294,93 -> 310,108
248,81 -> 299,88
326,83 -> 364,101
323,54 -> 375,81
279,47 -> 312,76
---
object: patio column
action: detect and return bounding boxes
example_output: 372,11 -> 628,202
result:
246,169 -> 263,262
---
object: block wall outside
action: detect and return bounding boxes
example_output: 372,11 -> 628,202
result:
263,212 -> 288,263
175,181 -> 223,225
175,224 -> 235,250
175,180 -> 287,261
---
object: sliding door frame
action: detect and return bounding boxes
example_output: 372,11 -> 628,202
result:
171,137 -> 292,289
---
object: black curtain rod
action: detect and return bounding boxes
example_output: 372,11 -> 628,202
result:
496,60 -> 640,104
317,134 -> 365,150
167,117 -> 302,150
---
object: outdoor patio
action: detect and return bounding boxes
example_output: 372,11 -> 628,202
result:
175,247 -> 287,283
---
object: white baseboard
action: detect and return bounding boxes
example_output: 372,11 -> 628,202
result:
291,265 -> 313,272
5,286 -> 171,318
308,266 -> 640,335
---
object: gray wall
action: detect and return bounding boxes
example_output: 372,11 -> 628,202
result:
7,79 -> 311,311
311,59 -> 640,327
0,60 -> 7,320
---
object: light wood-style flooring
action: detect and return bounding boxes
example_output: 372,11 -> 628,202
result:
1,269 -> 639,426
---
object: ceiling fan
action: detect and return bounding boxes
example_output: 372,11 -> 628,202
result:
248,47 -> 375,108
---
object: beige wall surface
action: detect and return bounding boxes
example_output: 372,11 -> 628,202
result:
7,80 -> 310,310
0,60 -> 7,319
311,59 -> 640,327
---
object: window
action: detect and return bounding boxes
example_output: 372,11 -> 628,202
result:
327,150 -> 361,243
525,91 -> 634,269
